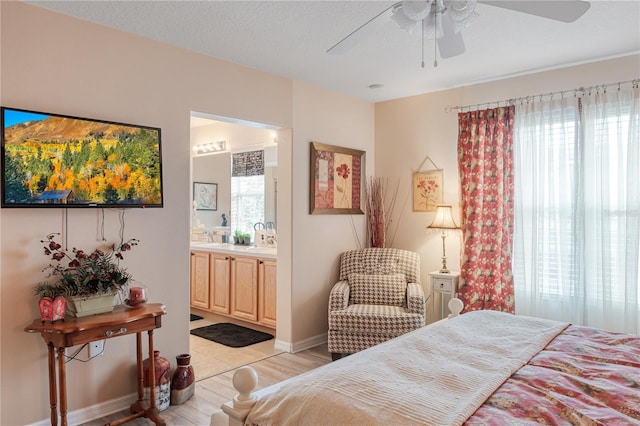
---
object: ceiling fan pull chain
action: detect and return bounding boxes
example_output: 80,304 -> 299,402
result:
421,19 -> 425,68
434,7 -> 439,67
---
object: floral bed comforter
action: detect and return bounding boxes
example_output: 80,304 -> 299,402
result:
466,325 -> 640,425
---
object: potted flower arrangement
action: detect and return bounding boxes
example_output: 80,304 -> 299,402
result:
34,233 -> 139,318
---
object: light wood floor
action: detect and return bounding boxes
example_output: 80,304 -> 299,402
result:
80,343 -> 331,425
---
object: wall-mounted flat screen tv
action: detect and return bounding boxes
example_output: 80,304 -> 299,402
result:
1,107 -> 163,208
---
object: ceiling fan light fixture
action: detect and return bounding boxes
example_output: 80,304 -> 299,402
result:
423,13 -> 443,39
448,0 -> 478,22
391,7 -> 421,32
401,0 -> 434,21
393,0 -> 478,39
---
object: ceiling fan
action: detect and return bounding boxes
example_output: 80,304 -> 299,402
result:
327,0 -> 591,67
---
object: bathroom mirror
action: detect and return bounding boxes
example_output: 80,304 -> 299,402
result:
191,149 -> 276,235
190,112 -> 278,240
192,153 -> 230,229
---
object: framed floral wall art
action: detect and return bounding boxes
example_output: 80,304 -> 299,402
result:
413,170 -> 443,212
309,142 -> 365,215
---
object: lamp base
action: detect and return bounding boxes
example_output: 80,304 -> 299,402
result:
439,231 -> 451,274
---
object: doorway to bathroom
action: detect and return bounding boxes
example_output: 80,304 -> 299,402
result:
188,111 -> 284,381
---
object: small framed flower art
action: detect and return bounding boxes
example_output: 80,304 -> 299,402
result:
309,142 -> 365,215
413,170 -> 443,212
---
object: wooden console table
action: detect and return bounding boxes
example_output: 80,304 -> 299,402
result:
25,303 -> 167,426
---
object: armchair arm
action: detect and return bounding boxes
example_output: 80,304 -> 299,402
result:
329,280 -> 350,312
406,282 -> 425,316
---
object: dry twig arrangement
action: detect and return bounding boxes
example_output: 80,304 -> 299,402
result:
365,177 -> 401,248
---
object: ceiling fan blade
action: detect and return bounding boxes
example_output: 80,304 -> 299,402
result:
438,13 -> 466,59
479,1 -> 591,23
327,2 -> 401,54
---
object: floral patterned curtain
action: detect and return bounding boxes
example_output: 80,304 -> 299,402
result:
457,106 -> 515,313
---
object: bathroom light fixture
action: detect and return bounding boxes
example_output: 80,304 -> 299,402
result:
192,140 -> 226,154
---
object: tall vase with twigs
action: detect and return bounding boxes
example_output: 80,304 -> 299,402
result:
365,177 -> 402,248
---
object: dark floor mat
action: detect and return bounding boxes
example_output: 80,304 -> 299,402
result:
190,323 -> 273,348
190,314 -> 203,321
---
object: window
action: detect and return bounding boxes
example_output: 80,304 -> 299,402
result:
230,151 -> 265,238
231,174 -> 264,236
513,87 -> 639,333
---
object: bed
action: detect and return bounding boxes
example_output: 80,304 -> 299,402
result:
218,304 -> 640,425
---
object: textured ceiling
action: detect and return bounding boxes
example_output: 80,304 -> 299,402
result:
27,1 -> 640,103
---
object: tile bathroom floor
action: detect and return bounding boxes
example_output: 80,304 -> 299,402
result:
189,317 -> 282,381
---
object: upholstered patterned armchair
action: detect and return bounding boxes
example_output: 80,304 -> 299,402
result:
328,248 -> 425,360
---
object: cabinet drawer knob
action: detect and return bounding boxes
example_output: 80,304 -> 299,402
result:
225,256 -> 229,260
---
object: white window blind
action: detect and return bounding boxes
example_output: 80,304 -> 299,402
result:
231,151 -> 265,238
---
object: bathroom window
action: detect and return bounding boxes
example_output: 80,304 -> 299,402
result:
231,151 -> 265,236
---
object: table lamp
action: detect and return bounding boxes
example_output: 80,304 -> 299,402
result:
426,204 -> 459,273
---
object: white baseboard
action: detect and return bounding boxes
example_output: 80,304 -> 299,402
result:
274,332 -> 327,353
27,392 -> 136,426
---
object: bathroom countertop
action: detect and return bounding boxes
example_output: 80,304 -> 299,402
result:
189,242 -> 277,260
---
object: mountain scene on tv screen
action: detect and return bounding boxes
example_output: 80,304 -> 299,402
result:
3,113 -> 162,206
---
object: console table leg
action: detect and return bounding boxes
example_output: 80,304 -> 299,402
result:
47,343 -> 58,426
57,346 -> 68,426
136,332 -> 144,402
148,329 -> 155,410
146,329 -> 166,425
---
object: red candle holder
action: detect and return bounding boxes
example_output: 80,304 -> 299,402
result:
126,286 -> 148,308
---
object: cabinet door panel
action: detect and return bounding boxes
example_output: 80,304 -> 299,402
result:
210,254 -> 231,314
258,259 -> 277,327
190,251 -> 210,310
231,257 -> 258,321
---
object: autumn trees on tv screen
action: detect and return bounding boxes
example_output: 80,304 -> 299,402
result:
4,129 -> 162,206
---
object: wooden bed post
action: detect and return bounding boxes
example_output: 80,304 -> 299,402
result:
448,297 -> 463,318
218,366 -> 259,426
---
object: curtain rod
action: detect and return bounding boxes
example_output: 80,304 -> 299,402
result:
445,78 -> 639,113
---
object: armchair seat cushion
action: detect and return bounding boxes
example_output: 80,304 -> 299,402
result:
349,273 -> 407,307
329,304 -> 424,335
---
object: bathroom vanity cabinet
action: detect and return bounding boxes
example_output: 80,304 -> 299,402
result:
190,245 -> 276,328
258,259 -> 277,327
190,251 -> 211,310
230,256 -> 259,321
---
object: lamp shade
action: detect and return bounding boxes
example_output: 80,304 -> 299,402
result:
427,205 -> 459,230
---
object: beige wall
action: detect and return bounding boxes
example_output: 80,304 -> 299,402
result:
0,2 -> 375,424
376,55 -> 640,303
290,81 -> 374,345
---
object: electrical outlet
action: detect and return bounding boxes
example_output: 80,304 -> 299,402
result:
88,340 -> 105,357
